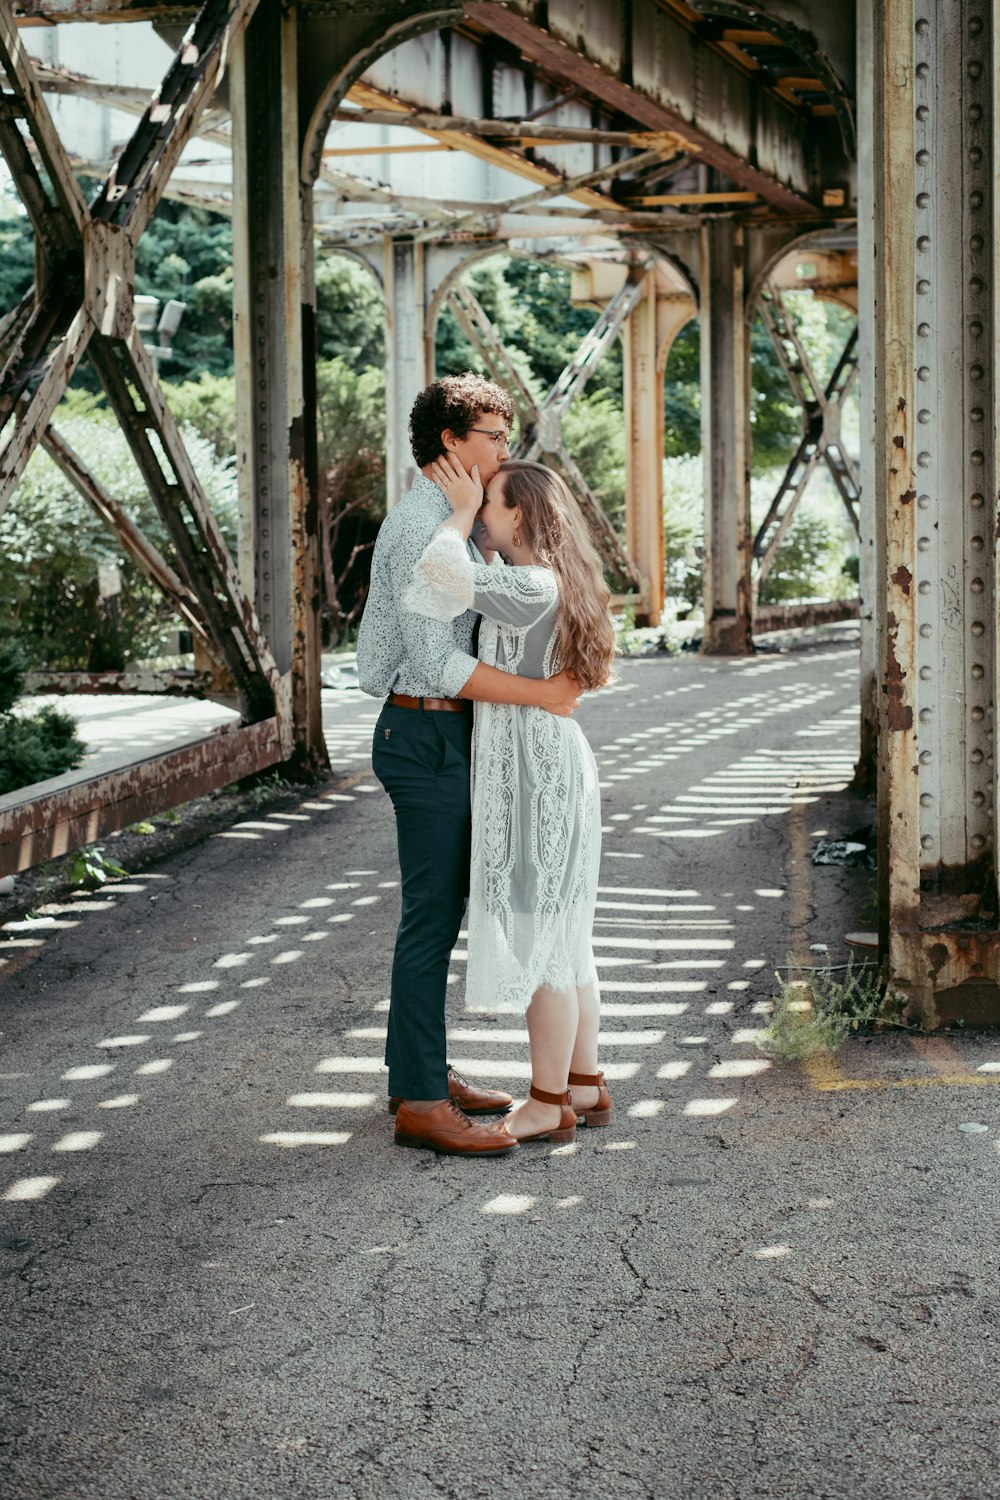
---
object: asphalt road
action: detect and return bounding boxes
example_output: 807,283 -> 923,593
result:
2,641 -> 999,1500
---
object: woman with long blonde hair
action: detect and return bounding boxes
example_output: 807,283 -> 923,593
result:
404,455 -> 616,1145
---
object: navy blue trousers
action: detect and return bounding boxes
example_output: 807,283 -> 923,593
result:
371,701 -> 472,1100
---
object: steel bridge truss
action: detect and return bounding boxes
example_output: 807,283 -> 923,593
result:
752,285 -> 861,592
0,0 -> 293,876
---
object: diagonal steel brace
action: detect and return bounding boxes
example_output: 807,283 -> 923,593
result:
753,288 -> 861,586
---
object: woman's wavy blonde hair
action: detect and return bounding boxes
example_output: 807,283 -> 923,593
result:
496,460 -> 616,691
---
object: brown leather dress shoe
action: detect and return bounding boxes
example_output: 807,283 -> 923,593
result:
388,1066 -> 514,1116
394,1098 -> 518,1157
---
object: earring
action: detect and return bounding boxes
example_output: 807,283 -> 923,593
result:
512,528 -> 521,547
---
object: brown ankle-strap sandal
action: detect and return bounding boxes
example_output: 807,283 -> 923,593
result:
518,1084 -> 578,1145
567,1070 -> 613,1128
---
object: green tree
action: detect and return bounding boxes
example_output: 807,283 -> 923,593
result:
435,254 -> 624,404
315,253 -> 385,369
662,313 -> 816,474
0,191 -> 35,315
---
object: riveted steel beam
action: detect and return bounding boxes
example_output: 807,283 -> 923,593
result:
383,238 -> 431,508
623,270 -> 663,624
462,0 -> 823,216
229,2 -> 326,773
0,0 -> 288,738
0,2 -> 87,248
854,0 -> 877,792
689,0 -> 856,160
0,305 -> 92,511
88,0 -> 261,243
871,0 -> 1000,1020
700,219 -> 752,654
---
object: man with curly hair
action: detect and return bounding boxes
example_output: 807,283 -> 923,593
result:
358,373 -> 581,1157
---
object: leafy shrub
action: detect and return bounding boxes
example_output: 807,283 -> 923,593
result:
562,392 -> 626,521
0,641 -> 86,796
663,462 -> 858,614
755,500 -> 856,605
756,958 -> 905,1062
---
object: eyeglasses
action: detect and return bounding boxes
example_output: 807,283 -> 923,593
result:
468,427 -> 512,449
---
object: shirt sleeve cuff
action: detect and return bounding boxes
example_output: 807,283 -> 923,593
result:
440,650 -> 478,698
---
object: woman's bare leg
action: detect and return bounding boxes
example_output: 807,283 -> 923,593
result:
506,983 -> 578,1138
568,977 -> 602,1110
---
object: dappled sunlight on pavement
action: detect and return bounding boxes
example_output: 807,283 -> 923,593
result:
3,648 -> 1000,1500
5,648 -> 1000,1210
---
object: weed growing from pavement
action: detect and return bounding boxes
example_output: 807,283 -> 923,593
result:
241,771 -> 292,809
757,955 -> 911,1062
68,845 -> 129,891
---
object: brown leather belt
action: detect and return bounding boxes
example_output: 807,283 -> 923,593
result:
388,693 -> 471,713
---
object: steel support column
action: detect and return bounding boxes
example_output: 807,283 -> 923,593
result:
874,0 -> 999,1019
623,270 -> 663,626
384,237 -> 429,508
231,2 -> 326,774
700,220 -> 752,655
854,0 -> 878,790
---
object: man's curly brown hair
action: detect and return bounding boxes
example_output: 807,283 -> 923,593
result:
409,373 -> 515,468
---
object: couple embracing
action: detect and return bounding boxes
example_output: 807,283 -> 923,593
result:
357,373 -> 614,1157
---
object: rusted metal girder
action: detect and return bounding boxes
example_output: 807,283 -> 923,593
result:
872,0 -> 1000,1022
88,332 -> 282,724
623,270 -> 664,625
462,1 -> 822,218
89,0 -> 261,243
0,717 -> 282,878
23,669 -> 217,696
229,0 -> 327,775
412,144 -> 685,247
690,0 -> 857,159
332,107 -> 686,150
382,238 -> 431,510
700,219 -> 752,654
752,598 -> 860,634
0,0 -> 283,734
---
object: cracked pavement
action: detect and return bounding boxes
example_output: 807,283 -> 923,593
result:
2,639 -> 1000,1500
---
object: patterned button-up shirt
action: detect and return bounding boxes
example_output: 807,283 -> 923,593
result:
356,473 -> 480,699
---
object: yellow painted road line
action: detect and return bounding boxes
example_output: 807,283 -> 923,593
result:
810,1073 -> 1000,1092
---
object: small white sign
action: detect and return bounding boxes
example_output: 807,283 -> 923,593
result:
98,561 -> 122,599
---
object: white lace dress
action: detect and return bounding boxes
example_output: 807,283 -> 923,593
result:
404,526 -> 601,1013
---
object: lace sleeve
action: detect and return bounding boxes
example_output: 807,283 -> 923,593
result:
402,525 -> 475,622
470,556 -> 557,627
